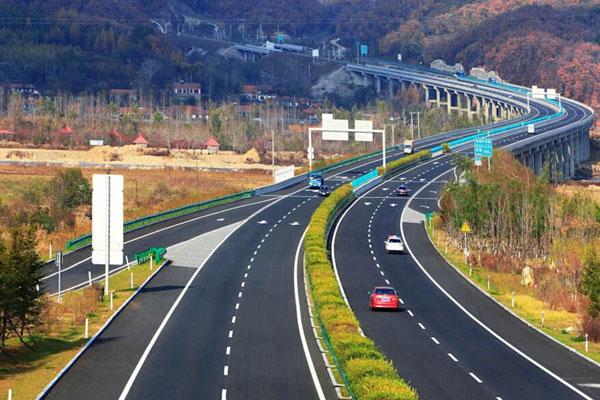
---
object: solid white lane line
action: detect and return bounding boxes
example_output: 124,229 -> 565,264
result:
402,169 -> 595,400
469,373 -> 483,383
448,353 -> 459,362
294,228 -> 327,400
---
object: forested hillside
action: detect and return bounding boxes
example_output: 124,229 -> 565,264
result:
0,0 -> 597,110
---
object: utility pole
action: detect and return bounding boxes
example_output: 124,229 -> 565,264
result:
416,111 -> 421,139
409,112 -> 414,140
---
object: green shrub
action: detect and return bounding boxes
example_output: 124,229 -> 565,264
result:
378,150 -> 431,176
305,182 -> 418,398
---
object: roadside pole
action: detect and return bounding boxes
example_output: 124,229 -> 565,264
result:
56,251 -> 63,303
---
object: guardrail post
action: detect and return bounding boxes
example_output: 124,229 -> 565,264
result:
126,255 -> 130,270
585,334 -> 589,353
110,291 -> 114,311
150,255 -> 153,271
8,388 -> 12,400
130,271 -> 134,290
84,318 -> 89,339
88,271 -> 92,287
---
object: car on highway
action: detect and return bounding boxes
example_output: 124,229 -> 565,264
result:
396,184 -> 409,196
384,235 -> 404,253
369,287 -> 400,311
318,185 -> 331,196
308,172 -> 324,189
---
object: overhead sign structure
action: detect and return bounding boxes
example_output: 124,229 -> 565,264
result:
474,138 -> 493,158
92,174 -> 124,296
354,120 -> 373,142
321,113 -> 349,141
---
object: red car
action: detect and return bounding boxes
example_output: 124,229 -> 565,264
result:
369,287 -> 400,311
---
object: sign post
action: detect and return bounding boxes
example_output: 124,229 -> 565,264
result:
92,174 -> 124,297
461,221 -> 471,263
55,251 -> 63,303
474,138 -> 493,171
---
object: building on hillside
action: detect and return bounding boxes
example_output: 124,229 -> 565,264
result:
109,89 -> 138,107
0,129 -> 15,141
173,82 -> 202,102
133,133 -> 149,148
0,83 -> 39,97
241,85 -> 274,103
205,138 -> 220,154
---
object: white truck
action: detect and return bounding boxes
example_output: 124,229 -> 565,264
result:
527,124 -> 535,134
403,139 -> 414,154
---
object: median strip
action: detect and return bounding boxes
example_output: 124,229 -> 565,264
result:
304,183 -> 418,399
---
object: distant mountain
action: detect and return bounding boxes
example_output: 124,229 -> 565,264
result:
0,0 -> 597,110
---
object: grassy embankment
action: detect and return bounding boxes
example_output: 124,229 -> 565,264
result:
0,258 -> 163,399
0,165 -> 271,255
426,224 -> 600,364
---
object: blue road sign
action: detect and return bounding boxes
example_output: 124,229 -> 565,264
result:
360,44 -> 368,57
474,138 -> 493,158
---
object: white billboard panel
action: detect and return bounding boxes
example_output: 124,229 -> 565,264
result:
274,165 -> 295,183
354,120 -> 373,142
92,174 -> 124,265
532,86 -> 545,99
322,118 -> 348,141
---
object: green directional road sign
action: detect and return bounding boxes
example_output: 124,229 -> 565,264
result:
474,138 -> 493,158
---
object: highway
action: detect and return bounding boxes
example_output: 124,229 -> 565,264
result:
331,99 -> 598,399
38,61 -> 595,400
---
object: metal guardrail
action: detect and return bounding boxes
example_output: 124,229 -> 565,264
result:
65,190 -> 254,251
134,247 -> 166,264
64,147 -> 398,253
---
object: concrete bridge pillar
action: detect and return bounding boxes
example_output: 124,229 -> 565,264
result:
444,89 -> 451,114
434,87 -> 441,108
362,73 -> 369,87
534,146 -> 543,176
465,95 -> 473,121
422,84 -> 429,103
375,76 -> 381,94
568,135 -> 576,178
388,78 -> 394,100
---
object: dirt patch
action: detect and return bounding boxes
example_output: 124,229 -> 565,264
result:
0,145 -> 276,171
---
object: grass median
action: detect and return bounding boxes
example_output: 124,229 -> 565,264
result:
305,183 -> 418,400
0,258 -> 163,399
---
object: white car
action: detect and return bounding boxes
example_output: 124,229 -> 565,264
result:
384,235 -> 404,253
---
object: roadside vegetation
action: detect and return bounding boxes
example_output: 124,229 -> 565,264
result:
305,183 -> 418,399
432,149 -> 600,352
0,165 -> 271,256
0,256 -> 161,399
